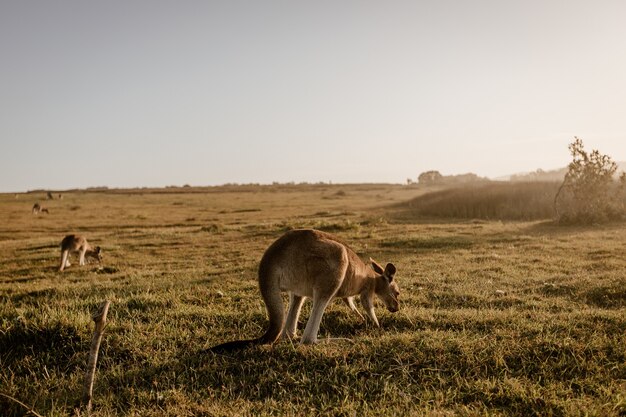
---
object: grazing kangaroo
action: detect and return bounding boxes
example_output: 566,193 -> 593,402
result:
32,203 -> 48,214
210,229 -> 400,352
59,235 -> 102,272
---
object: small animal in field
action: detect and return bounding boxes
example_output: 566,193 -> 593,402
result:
47,192 -> 54,200
32,203 -> 49,214
211,229 -> 400,352
59,235 -> 102,272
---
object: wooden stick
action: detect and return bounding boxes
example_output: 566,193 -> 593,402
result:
82,300 -> 111,414
0,392 -> 45,417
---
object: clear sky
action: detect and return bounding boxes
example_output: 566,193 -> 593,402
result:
1,1 -> 625,192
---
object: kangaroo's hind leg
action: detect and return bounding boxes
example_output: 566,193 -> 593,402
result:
283,293 -> 305,340
300,292 -> 333,345
59,250 -> 70,272
300,243 -> 348,345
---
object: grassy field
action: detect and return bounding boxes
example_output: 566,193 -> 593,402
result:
1,184 -> 625,416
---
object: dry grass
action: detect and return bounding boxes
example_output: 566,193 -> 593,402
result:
1,184 -> 625,416
397,182 -> 561,221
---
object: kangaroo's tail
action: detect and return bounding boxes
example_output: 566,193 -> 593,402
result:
209,338 -> 262,352
209,252 -> 285,353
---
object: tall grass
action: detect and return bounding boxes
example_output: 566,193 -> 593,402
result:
402,182 -> 561,220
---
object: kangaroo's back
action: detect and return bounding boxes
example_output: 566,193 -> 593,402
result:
61,234 -> 84,251
259,229 -> 351,296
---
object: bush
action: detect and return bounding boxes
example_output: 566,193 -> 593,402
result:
555,138 -> 626,224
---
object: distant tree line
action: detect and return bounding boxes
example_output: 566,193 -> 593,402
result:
510,168 -> 567,182
416,171 -> 489,186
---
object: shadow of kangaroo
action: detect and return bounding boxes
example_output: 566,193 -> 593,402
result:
210,229 -> 400,352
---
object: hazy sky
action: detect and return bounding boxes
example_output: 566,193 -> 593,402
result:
1,1 -> 625,192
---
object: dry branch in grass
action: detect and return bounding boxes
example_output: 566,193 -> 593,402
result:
0,393 -> 45,417
82,300 -> 111,415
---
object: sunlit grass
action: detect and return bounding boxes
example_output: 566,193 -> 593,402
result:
1,185 -> 625,416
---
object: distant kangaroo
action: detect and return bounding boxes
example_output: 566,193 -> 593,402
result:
210,229 -> 400,351
32,203 -> 48,214
59,235 -> 102,272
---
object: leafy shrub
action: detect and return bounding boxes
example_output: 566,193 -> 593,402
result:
555,138 -> 626,224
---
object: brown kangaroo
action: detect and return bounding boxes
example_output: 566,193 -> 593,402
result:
59,235 -> 102,271
210,229 -> 400,351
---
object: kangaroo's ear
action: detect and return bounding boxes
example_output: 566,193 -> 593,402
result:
370,258 -> 385,275
384,263 -> 396,281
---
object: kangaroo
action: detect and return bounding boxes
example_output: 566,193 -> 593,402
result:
59,235 -> 102,272
210,229 -> 400,352
32,203 -> 49,214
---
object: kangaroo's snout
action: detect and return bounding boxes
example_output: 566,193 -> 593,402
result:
387,304 -> 399,313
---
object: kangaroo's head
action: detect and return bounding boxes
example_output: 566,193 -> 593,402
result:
371,259 -> 400,312
88,246 -> 103,262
